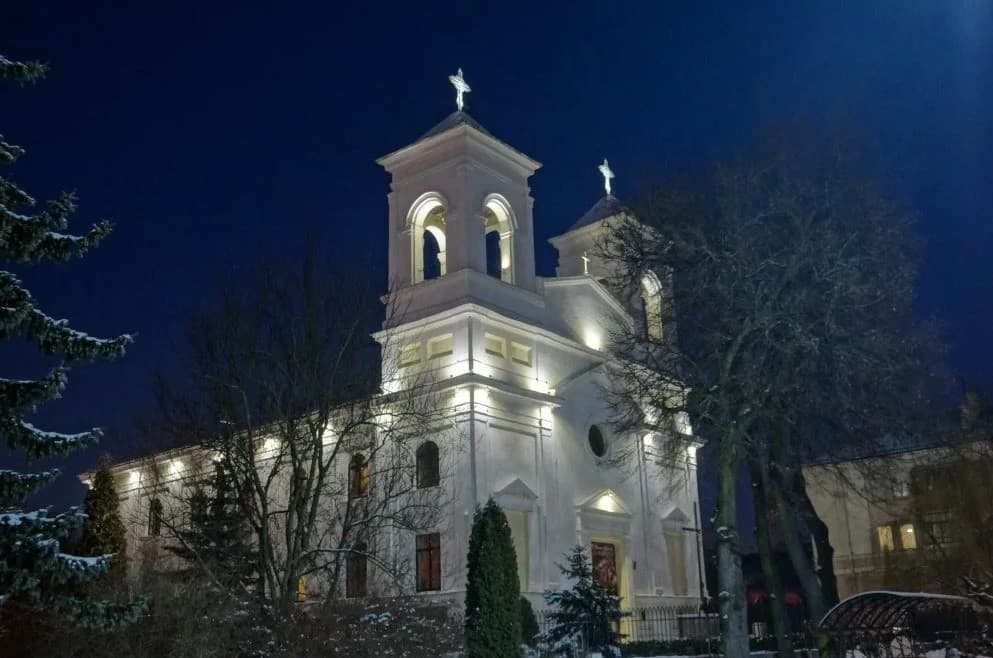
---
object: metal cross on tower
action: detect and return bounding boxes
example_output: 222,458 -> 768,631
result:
448,68 -> 471,112
598,158 -> 615,196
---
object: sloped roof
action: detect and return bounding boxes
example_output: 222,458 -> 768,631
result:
567,194 -> 631,233
419,110 -> 495,141
378,110 -> 539,171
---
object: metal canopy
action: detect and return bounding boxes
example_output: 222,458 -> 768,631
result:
820,591 -> 974,631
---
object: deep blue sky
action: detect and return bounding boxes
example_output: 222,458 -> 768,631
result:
2,1 -> 991,513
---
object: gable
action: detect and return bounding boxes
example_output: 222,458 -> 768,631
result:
542,277 -> 634,350
577,488 -> 632,517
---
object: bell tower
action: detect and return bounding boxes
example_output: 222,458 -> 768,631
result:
376,69 -> 542,327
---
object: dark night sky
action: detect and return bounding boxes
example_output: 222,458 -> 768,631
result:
2,1 -> 991,514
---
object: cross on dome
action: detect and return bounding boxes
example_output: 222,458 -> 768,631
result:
598,158 -> 615,196
448,68 -> 471,112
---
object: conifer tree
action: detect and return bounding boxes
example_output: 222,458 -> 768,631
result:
464,498 -> 521,658
0,53 -> 145,629
542,545 -> 627,658
165,461 -> 257,592
520,595 -> 540,648
79,462 -> 127,573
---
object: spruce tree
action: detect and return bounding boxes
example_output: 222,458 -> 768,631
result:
164,461 -> 257,591
464,498 -> 521,658
0,53 -> 145,629
542,545 -> 627,658
79,462 -> 127,573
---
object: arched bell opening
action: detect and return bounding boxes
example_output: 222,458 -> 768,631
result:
482,195 -> 515,283
641,272 -> 664,340
408,194 -> 448,283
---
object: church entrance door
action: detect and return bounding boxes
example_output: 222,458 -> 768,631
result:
591,541 -> 619,594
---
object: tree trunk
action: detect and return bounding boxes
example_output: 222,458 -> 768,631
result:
792,471 -> 840,608
769,480 -> 827,624
716,435 -> 749,658
750,461 -> 794,658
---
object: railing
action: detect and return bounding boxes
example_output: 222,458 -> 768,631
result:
534,605 -> 720,645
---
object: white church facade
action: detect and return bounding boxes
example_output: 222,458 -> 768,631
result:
85,70 -> 704,611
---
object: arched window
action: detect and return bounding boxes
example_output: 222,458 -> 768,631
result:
483,195 -> 515,283
416,441 -> 440,489
641,272 -> 664,340
346,541 -> 368,598
189,489 -> 208,530
349,453 -> 370,499
147,497 -> 163,537
409,194 -> 447,283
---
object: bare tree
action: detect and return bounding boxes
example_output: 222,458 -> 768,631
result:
600,122 -> 940,655
145,253 -> 455,628
902,392 -> 993,596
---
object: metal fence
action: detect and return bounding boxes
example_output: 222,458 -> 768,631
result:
533,606 -> 721,648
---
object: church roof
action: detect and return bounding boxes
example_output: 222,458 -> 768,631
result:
379,110 -> 540,172
566,194 -> 631,233
419,110 -> 495,141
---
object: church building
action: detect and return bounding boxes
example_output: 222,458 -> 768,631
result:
84,69 -> 703,611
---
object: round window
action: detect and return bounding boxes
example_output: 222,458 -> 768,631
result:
588,425 -> 607,458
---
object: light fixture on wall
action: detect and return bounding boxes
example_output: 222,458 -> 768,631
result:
583,328 -> 602,351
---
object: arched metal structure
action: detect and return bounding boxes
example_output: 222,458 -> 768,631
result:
820,591 -> 975,631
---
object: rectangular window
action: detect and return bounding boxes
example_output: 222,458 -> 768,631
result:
296,576 -> 307,602
510,342 -> 532,366
399,343 -> 421,367
666,531 -> 688,596
899,523 -> 917,550
484,333 -> 506,358
924,512 -> 953,546
427,334 -> 454,359
416,533 -> 441,592
877,525 -> 895,552
504,509 -> 529,591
